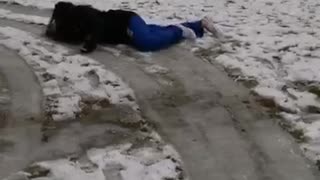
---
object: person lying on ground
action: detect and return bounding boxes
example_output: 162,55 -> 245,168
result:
46,1 -> 223,53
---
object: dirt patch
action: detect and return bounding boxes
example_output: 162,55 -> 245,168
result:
279,120 -> 308,143
24,165 -> 50,179
224,69 -> 259,88
193,46 -> 226,61
256,97 -> 277,109
308,86 -> 320,98
251,93 -> 281,115
79,98 -> 111,117
236,78 -> 259,88
250,92 -> 309,143
152,77 -> 192,109
79,104 -> 143,129
306,105 -> 320,114
41,102 -> 150,144
316,160 -> 320,171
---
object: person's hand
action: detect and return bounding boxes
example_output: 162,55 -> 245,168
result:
80,47 -> 91,53
80,42 -> 96,53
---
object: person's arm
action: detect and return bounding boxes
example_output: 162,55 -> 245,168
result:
80,8 -> 104,53
46,2 -> 74,39
80,27 -> 100,53
45,6 -> 59,38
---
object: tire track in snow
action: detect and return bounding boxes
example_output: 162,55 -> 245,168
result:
0,7 -> 319,180
0,26 -> 138,121
0,45 -> 42,121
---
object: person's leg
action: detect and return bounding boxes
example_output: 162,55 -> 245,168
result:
128,15 -> 185,51
181,20 -> 204,38
181,17 -> 224,40
175,24 -> 197,40
201,16 -> 224,39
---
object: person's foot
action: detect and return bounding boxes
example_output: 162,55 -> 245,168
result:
176,25 -> 197,40
201,16 -> 223,39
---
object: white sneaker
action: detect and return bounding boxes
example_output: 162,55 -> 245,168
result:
201,16 -> 224,39
176,25 -> 197,40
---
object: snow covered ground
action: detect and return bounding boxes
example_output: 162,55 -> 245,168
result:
0,26 -> 138,121
1,0 -> 320,163
4,143 -> 184,180
0,8 -> 48,24
0,2 -> 189,180
1,0 -> 320,173
0,24 -> 185,180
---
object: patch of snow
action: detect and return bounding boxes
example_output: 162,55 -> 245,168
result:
0,8 -> 49,25
0,0 -> 225,24
1,0 -> 320,164
280,111 -> 320,162
8,143 -> 184,180
202,0 -> 320,163
0,26 -> 138,121
145,64 -> 169,74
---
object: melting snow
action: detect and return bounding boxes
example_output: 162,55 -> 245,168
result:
4,144 -> 184,180
0,26 -> 138,121
1,0 -> 320,165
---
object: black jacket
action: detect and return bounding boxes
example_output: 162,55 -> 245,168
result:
47,2 -> 136,52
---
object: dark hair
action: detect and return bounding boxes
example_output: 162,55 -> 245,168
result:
53,1 -> 74,19
55,1 -> 74,9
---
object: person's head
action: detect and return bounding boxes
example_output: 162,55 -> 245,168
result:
46,1 -> 75,38
53,1 -> 75,20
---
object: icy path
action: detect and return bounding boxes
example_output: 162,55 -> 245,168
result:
1,1 -> 320,180
0,24 -> 184,180
2,0 -> 320,163
0,45 -> 41,121
0,26 -> 138,121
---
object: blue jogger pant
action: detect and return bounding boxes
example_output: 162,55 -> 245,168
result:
128,15 -> 204,52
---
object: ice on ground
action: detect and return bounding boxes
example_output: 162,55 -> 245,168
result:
0,26 -> 138,121
145,64 -> 169,74
1,0 -> 320,163
4,143 -> 183,180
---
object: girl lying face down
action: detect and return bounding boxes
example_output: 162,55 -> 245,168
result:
46,1 -> 222,53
